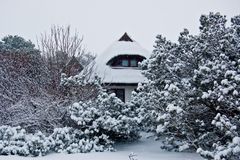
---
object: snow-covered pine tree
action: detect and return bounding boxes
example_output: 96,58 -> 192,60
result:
50,127 -> 112,154
131,35 -> 187,136
26,131 -> 53,156
60,73 -> 140,151
69,86 -> 140,142
0,126 -> 29,156
132,12 -> 240,159
193,13 -> 240,160
0,126 -> 52,156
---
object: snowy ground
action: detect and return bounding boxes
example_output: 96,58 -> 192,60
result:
0,133 -> 203,160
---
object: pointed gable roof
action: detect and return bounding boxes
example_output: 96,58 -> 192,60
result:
118,32 -> 133,42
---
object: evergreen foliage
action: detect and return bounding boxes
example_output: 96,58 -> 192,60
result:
0,126 -> 113,157
69,85 -> 140,142
133,13 -> 240,160
0,35 -> 38,54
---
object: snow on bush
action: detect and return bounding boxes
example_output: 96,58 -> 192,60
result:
50,127 -> 113,154
0,126 -> 113,157
197,114 -> 240,160
0,35 -> 61,134
0,126 -> 29,156
132,13 -> 240,159
0,126 -> 51,156
61,72 -> 140,140
27,131 -> 53,156
0,77 -> 140,156
69,87 -> 140,142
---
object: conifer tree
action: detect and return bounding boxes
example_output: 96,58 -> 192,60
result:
133,13 -> 240,159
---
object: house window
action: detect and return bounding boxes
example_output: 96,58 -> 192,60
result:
130,59 -> 137,67
108,88 -> 125,102
122,60 -> 129,67
107,55 -> 145,68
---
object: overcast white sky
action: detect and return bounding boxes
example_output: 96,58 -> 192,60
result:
0,0 -> 239,54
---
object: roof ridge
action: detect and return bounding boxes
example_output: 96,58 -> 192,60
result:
118,32 -> 133,42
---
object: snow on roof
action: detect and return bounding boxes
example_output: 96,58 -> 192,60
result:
89,33 -> 151,84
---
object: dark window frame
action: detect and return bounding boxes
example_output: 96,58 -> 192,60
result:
106,55 -> 145,68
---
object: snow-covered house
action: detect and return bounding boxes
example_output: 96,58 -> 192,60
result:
93,33 -> 150,102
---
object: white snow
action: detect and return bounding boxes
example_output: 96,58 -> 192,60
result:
202,91 -> 211,99
0,133 -> 203,160
156,124 -> 165,133
166,104 -> 183,113
233,90 -> 238,96
199,66 -> 211,72
232,137 -> 240,144
224,70 -> 236,77
221,79 -> 229,85
179,144 -> 190,152
88,38 -> 151,84
167,84 -> 179,91
234,75 -> 240,81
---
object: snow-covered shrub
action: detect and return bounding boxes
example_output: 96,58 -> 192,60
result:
0,126 -> 50,157
196,114 -> 240,160
3,95 -> 71,134
69,87 -> 140,142
0,125 -> 114,156
60,73 -> 100,102
0,56 -> 83,133
131,34 -> 189,147
133,13 -> 240,159
50,127 -> 113,154
0,126 -> 52,156
0,35 -> 59,134
26,131 -> 53,156
62,73 -> 140,142
0,126 -> 29,156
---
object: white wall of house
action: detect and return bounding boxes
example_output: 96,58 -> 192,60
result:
105,85 -> 137,102
124,85 -> 137,102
